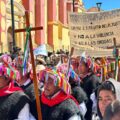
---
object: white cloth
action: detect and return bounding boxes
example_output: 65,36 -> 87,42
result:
79,102 -> 87,117
90,92 -> 97,113
14,103 -> 36,120
92,113 -> 100,120
23,79 -> 31,86
68,114 -> 81,120
108,78 -> 120,100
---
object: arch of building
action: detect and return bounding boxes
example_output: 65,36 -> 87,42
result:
6,0 -> 25,53
6,0 -> 25,17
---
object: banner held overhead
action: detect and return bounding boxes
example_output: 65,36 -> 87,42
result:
68,9 -> 120,57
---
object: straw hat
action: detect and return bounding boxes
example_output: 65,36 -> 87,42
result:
36,57 -> 46,65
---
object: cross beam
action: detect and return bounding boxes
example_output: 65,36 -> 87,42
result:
107,38 -> 120,49
15,26 -> 43,33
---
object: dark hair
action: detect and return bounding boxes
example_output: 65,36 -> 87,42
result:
97,81 -> 116,97
80,61 -> 93,73
69,76 -> 80,88
80,61 -> 88,68
97,81 -> 116,119
103,100 -> 120,120
0,75 -> 8,80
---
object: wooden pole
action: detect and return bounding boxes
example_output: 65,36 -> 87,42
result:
67,47 -> 74,76
10,0 -> 16,52
14,11 -> 43,119
73,0 -> 75,12
113,38 -> 119,81
25,11 -> 42,120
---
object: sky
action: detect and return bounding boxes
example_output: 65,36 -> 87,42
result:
83,0 -> 120,11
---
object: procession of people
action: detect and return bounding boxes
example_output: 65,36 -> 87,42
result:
0,50 -> 120,120
1,0 -> 120,119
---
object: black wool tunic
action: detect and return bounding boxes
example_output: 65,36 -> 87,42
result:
0,91 -> 30,120
41,98 -> 80,120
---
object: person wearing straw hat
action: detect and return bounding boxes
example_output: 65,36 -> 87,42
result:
35,56 -> 46,66
0,64 -> 36,120
40,68 -> 83,120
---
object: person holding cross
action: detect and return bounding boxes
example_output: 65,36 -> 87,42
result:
13,56 -> 41,119
39,68 -> 83,120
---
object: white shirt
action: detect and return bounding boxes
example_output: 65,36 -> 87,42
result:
90,92 -> 97,113
79,101 -> 87,117
68,114 -> 81,120
23,79 -> 31,86
14,103 -> 36,120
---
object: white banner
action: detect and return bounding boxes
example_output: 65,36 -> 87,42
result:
68,9 -> 120,57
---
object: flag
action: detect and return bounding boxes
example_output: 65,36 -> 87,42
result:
34,44 -> 48,56
22,30 -> 30,75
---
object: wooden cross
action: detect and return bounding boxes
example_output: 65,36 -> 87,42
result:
113,38 -> 119,81
107,38 -> 120,49
103,38 -> 120,80
15,11 -> 43,120
67,47 -> 74,76
107,38 -> 119,80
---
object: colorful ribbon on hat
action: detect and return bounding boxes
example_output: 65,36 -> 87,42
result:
68,67 -> 80,82
80,55 -> 93,70
0,65 -> 19,81
43,68 -> 71,94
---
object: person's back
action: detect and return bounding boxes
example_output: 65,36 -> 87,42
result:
81,73 -> 100,98
21,80 -> 40,119
81,73 -> 100,120
0,64 -> 36,120
0,91 -> 30,120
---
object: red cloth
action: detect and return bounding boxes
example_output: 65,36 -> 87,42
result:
0,82 -> 22,97
41,91 -> 79,107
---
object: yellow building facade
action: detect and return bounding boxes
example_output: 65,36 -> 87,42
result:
48,0 -> 85,52
0,0 -> 85,53
0,0 -> 36,53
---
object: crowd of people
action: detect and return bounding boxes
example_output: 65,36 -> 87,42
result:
0,51 -> 120,120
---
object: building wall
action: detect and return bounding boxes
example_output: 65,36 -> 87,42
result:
6,0 -> 26,53
0,0 -> 85,53
44,0 -> 48,44
0,0 -> 37,53
35,0 -> 45,45
0,0 -> 7,52
51,0 -> 85,52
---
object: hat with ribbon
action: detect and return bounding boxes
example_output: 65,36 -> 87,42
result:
0,64 -> 20,81
42,68 -> 71,94
80,52 -> 93,69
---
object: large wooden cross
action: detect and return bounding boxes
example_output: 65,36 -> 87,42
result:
15,11 -> 43,120
113,38 -> 119,81
107,38 -> 119,80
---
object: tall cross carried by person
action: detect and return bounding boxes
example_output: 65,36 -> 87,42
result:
112,38 -> 119,81
14,11 -> 43,120
107,38 -> 119,81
